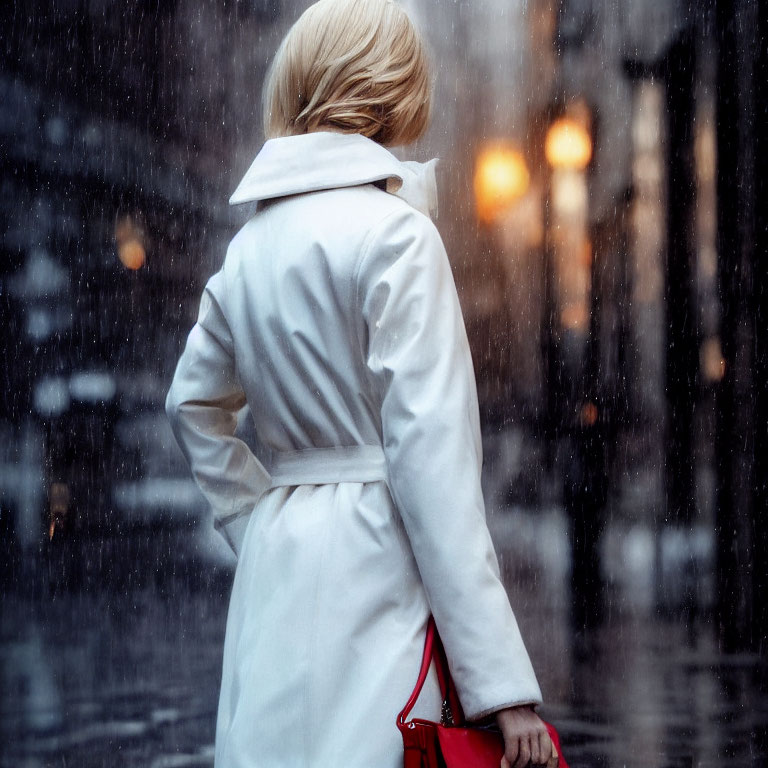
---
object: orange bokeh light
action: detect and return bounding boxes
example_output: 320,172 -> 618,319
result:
115,214 -> 146,270
118,239 -> 146,270
545,117 -> 592,170
579,401 -> 599,427
474,144 -> 530,223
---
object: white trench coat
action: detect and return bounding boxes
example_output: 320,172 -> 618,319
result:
166,131 -> 542,768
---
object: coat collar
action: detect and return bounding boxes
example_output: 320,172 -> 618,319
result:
229,131 -> 439,218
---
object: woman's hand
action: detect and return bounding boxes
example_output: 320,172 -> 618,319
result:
495,705 -> 558,768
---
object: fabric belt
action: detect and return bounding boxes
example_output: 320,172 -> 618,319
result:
267,444 -> 387,488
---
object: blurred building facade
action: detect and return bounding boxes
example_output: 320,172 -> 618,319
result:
0,0 -> 285,579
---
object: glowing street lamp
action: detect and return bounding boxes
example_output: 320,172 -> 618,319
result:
474,143 -> 530,223
115,214 -> 147,270
545,116 -> 592,171
544,113 -> 593,334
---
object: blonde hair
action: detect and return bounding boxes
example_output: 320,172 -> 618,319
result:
263,0 -> 431,146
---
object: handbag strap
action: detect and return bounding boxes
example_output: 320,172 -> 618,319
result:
397,616 -> 466,732
431,623 -> 465,725
397,618 -> 435,730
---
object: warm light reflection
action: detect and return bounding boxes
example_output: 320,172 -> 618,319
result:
560,302 -> 589,331
474,144 -> 530,222
115,214 -> 146,270
551,167 -> 588,216
580,401 -> 598,426
545,117 -> 592,170
701,336 -> 726,382
630,83 -> 665,306
550,160 -> 591,336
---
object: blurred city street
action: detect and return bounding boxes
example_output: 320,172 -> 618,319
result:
2,428 -> 766,768
2,527 -> 766,768
2,0 -> 767,766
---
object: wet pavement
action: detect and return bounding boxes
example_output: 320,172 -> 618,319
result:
1,581 -> 223,768
2,512 -> 766,768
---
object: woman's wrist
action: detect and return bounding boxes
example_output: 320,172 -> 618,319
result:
495,703 -> 536,724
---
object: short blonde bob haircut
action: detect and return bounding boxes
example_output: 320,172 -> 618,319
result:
262,0 -> 431,147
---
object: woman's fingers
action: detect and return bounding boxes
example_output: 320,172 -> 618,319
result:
501,737 -> 518,767
501,739 -> 559,768
496,706 -> 561,768
537,730 -> 553,765
512,736 -> 531,768
529,732 -> 542,765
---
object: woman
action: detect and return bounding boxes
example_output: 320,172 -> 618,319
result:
166,1 -> 556,766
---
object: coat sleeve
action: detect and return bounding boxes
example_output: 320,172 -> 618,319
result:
165,270 -> 271,555
357,208 -> 543,719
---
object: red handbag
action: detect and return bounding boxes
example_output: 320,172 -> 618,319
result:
397,617 -> 568,768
